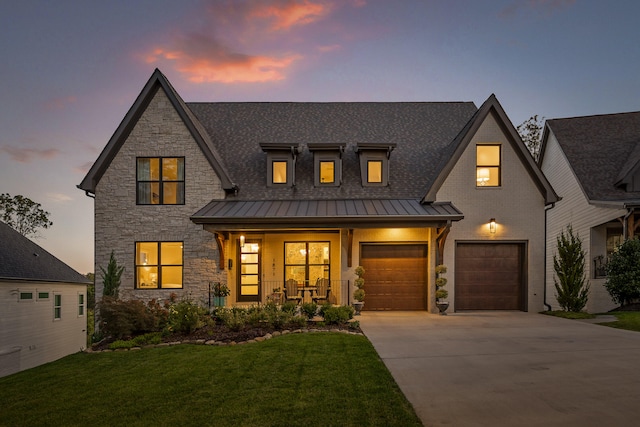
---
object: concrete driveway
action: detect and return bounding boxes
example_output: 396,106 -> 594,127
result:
359,311 -> 640,427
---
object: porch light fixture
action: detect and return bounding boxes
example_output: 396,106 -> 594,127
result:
489,218 -> 496,233
239,235 -> 245,248
477,168 -> 490,186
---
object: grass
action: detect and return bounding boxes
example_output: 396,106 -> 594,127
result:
541,310 -> 596,319
598,311 -> 640,332
0,333 -> 422,427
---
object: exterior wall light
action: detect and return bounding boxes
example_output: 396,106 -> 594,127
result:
239,235 -> 245,247
489,218 -> 496,234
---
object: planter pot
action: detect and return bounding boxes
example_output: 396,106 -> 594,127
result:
436,301 -> 449,315
213,296 -> 227,307
353,301 -> 364,315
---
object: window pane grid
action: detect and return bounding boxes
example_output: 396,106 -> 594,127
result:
135,242 -> 183,289
476,145 -> 501,187
137,157 -> 185,204
284,242 -> 330,284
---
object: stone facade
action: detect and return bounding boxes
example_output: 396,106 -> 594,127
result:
94,89 -> 225,304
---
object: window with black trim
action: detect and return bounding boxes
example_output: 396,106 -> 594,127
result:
309,143 -> 344,187
476,145 -> 501,187
136,157 -> 185,204
135,241 -> 183,289
284,242 -> 330,284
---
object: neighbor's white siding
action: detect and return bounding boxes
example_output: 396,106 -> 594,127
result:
541,131 -> 621,313
436,111 -> 547,312
0,281 -> 87,378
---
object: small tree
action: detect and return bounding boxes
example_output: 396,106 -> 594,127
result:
605,237 -> 640,307
517,115 -> 545,161
0,193 -> 53,238
435,265 -> 448,301
100,251 -> 124,299
553,226 -> 589,312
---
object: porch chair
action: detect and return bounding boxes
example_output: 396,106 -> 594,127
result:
284,279 -> 302,304
312,278 -> 331,305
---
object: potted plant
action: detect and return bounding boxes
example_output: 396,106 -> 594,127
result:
212,281 -> 230,307
435,264 -> 449,315
270,286 -> 283,304
353,265 -> 366,315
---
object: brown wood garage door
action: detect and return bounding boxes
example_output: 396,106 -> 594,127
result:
456,243 -> 525,310
360,244 -> 427,310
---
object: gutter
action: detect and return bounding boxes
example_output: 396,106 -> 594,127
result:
543,202 -> 555,312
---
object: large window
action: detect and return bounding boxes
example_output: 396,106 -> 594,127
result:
284,242 -> 330,284
136,242 -> 183,289
476,145 -> 501,187
137,157 -> 185,204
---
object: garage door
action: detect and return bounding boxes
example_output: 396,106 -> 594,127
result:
360,244 -> 427,310
455,243 -> 525,310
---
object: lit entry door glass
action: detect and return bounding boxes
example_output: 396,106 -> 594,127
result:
239,241 -> 260,301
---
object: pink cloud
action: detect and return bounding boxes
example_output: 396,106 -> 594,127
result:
1,146 -> 60,163
252,0 -> 332,31
500,0 -> 575,18
45,95 -> 77,111
75,161 -> 94,174
318,44 -> 341,53
145,32 -> 301,83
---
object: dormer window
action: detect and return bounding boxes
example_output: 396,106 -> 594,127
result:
260,143 -> 300,187
356,143 -> 396,187
308,142 -> 345,187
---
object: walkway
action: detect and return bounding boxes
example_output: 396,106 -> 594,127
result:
359,311 -> 640,427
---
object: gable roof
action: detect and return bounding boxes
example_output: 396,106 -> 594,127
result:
0,222 -> 90,284
422,94 -> 559,204
542,111 -> 640,203
78,69 -> 236,194
187,101 -> 478,201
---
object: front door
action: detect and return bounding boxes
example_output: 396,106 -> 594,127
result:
238,240 -> 261,302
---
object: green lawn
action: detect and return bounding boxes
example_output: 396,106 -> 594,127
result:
0,333 -> 422,427
598,311 -> 640,332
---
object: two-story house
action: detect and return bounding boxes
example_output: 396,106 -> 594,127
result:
540,111 -> 640,313
79,69 -> 557,313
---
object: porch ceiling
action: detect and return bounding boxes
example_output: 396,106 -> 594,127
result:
190,199 -> 463,230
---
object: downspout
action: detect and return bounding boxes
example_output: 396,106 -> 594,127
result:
543,203 -> 555,311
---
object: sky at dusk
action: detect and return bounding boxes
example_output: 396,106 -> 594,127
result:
1,0 -> 639,275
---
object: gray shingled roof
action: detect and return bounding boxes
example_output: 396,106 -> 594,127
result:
546,111 -> 640,202
0,221 -> 90,283
186,102 -> 478,201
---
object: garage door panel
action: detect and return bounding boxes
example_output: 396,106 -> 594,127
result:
361,244 -> 427,311
456,243 -> 525,311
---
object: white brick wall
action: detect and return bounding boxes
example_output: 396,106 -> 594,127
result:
94,89 -> 225,305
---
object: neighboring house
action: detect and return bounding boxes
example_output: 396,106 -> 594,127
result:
78,69 -> 557,314
0,221 -> 89,378
540,111 -> 640,313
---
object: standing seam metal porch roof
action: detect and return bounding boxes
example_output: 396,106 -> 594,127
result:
191,199 -> 463,228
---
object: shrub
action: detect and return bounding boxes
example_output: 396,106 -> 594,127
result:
99,251 -> 124,299
108,332 -> 163,350
321,305 -> 354,325
266,310 -> 292,330
99,297 -> 168,339
281,301 -> 298,314
289,315 -> 309,328
606,237 -> 640,306
168,298 -> 208,334
553,226 -> 589,312
301,302 -> 318,319
218,308 -> 247,331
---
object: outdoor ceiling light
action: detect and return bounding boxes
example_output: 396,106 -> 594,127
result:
489,218 -> 496,233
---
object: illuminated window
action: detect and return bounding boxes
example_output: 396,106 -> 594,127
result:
367,160 -> 383,183
476,145 -> 500,187
284,242 -> 330,285
320,161 -> 335,183
136,242 -> 183,289
272,161 -> 288,184
238,240 -> 261,302
137,157 -> 185,204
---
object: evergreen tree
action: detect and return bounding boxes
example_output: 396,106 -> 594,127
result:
553,225 -> 589,311
605,237 -> 640,306
99,251 -> 124,299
